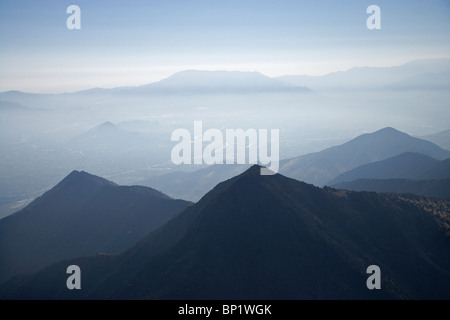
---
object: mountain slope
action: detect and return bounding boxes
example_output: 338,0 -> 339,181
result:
0,100 -> 34,112
279,127 -> 450,186
3,166 -> 450,300
328,152 -> 450,185
332,178 -> 450,200
0,170 -> 192,284
422,129 -> 450,150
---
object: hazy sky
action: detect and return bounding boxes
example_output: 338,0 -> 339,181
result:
1,0 -> 449,93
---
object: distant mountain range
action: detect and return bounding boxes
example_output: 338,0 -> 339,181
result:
0,70 -> 313,110
280,127 -> 450,186
0,58 -> 448,109
422,128 -> 450,150
328,152 -> 450,185
277,58 -> 450,91
116,70 -> 313,95
138,127 -> 450,201
327,151 -> 450,199
0,171 -> 192,284
2,166 -> 449,299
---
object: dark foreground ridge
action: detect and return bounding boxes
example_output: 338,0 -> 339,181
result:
0,170 -> 192,284
1,165 -> 450,299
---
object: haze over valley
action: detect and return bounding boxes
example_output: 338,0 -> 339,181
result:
1,59 -> 449,217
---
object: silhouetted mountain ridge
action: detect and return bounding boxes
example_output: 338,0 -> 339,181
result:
0,170 -> 191,284
3,166 -> 450,299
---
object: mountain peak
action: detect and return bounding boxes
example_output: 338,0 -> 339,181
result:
95,121 -> 119,131
378,126 -> 397,132
196,164 -> 312,210
351,127 -> 412,143
280,126 -> 450,186
368,127 -> 407,137
240,164 -> 265,176
80,121 -> 121,137
53,170 -> 117,194
158,70 -> 284,88
64,169 -> 114,183
214,165 -> 277,189
0,170 -> 192,284
124,69 -> 313,94
100,121 -> 115,128
168,70 -> 266,80
377,126 -> 402,133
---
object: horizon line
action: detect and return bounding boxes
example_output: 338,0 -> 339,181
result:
2,57 -> 449,95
